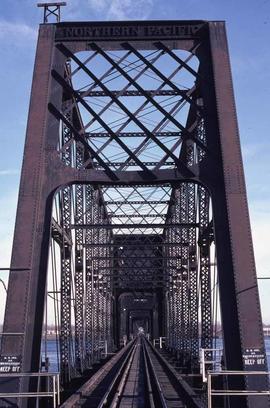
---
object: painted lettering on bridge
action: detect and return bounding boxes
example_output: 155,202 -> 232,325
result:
55,23 -> 204,41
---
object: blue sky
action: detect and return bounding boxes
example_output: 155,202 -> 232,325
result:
0,0 -> 270,322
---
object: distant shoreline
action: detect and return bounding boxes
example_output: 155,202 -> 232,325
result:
40,334 -> 270,342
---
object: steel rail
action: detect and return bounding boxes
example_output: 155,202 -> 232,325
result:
109,342 -> 139,407
60,335 -> 204,407
142,337 -> 168,407
60,339 -> 136,407
142,339 -> 156,408
110,335 -> 156,408
97,340 -> 138,407
97,335 -> 202,407
143,337 -> 205,408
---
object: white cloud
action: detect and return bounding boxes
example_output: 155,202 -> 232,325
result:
0,189 -> 18,325
88,0 -> 154,20
242,142 -> 270,161
88,0 -> 108,12
0,190 -> 18,267
65,0 -> 87,20
242,143 -> 261,159
0,169 -> 19,176
108,0 -> 153,20
251,216 -> 270,276
248,201 -> 270,323
0,20 -> 37,42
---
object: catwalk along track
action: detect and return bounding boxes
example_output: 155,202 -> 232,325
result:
61,335 -> 204,408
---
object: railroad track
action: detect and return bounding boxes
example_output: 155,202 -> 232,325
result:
61,335 -> 205,408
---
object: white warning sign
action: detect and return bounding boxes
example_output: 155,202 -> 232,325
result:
0,356 -> 21,373
243,348 -> 265,369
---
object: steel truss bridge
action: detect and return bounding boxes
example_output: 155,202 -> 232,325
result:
0,9 -> 269,408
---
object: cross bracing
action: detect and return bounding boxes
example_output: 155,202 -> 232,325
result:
48,37 -> 215,377
53,40 -> 203,176
48,177 -> 215,382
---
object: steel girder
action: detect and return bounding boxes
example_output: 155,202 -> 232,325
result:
0,20 -> 268,408
59,97 -> 73,384
164,184 -> 199,370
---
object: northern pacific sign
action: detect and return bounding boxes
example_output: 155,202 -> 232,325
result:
55,22 -> 205,41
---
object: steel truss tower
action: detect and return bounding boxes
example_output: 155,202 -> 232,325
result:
0,19 -> 268,407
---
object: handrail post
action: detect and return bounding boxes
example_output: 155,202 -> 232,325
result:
201,348 -> 206,382
53,375 -> 56,408
37,374 -> 40,408
0,372 -> 61,405
207,372 -> 212,408
57,374 -> 60,405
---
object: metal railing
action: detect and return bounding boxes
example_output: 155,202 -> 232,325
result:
0,372 -> 60,408
200,348 -> 223,382
207,371 -> 270,408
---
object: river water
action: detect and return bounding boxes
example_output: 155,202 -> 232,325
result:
41,337 -> 270,373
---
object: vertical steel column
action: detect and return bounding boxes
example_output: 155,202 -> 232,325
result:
175,272 -> 181,354
105,227 -> 113,352
187,183 -> 199,369
165,230 -> 170,348
198,186 -> 212,350
99,224 -> 105,356
203,22 -> 269,406
104,216 -> 111,350
96,199 -> 102,360
174,196 -> 182,356
165,205 -> 174,350
170,225 -> 177,350
179,185 -> 190,366
74,140 -> 85,372
0,26 -> 57,383
59,98 -> 73,384
100,227 -> 105,355
85,185 -> 93,368
100,214 -> 106,354
92,190 -> 100,362
168,291 -> 173,348
182,121 -> 199,368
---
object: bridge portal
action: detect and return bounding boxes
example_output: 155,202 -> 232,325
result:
0,15 -> 268,408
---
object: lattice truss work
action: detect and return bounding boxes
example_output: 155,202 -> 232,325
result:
2,21 -> 267,408
51,41 -> 206,175
45,40 -> 219,384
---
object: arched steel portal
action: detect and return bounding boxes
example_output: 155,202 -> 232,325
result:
0,19 -> 268,407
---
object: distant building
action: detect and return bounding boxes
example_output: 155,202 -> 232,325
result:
263,326 -> 270,337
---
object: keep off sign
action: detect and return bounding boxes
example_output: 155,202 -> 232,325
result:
0,356 -> 21,373
243,348 -> 265,369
